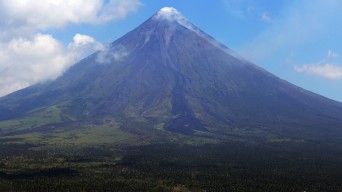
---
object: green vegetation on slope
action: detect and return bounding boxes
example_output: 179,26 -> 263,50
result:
0,106 -> 62,131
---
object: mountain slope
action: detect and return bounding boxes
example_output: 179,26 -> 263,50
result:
1,7 -> 342,142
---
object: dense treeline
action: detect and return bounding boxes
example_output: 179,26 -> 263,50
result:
1,142 -> 342,191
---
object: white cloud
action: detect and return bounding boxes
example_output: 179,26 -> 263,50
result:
68,34 -> 105,61
294,49 -> 342,80
0,0 -> 142,96
70,34 -> 98,47
0,0 -> 142,33
0,34 -> 103,97
0,34 -> 67,96
294,64 -> 342,79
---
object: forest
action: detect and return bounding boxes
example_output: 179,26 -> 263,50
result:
1,140 -> 342,191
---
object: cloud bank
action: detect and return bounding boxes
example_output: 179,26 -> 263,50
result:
0,0 -> 142,96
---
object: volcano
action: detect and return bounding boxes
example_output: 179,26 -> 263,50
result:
1,7 -> 342,142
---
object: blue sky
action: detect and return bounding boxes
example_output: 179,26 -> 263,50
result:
0,0 -> 342,102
